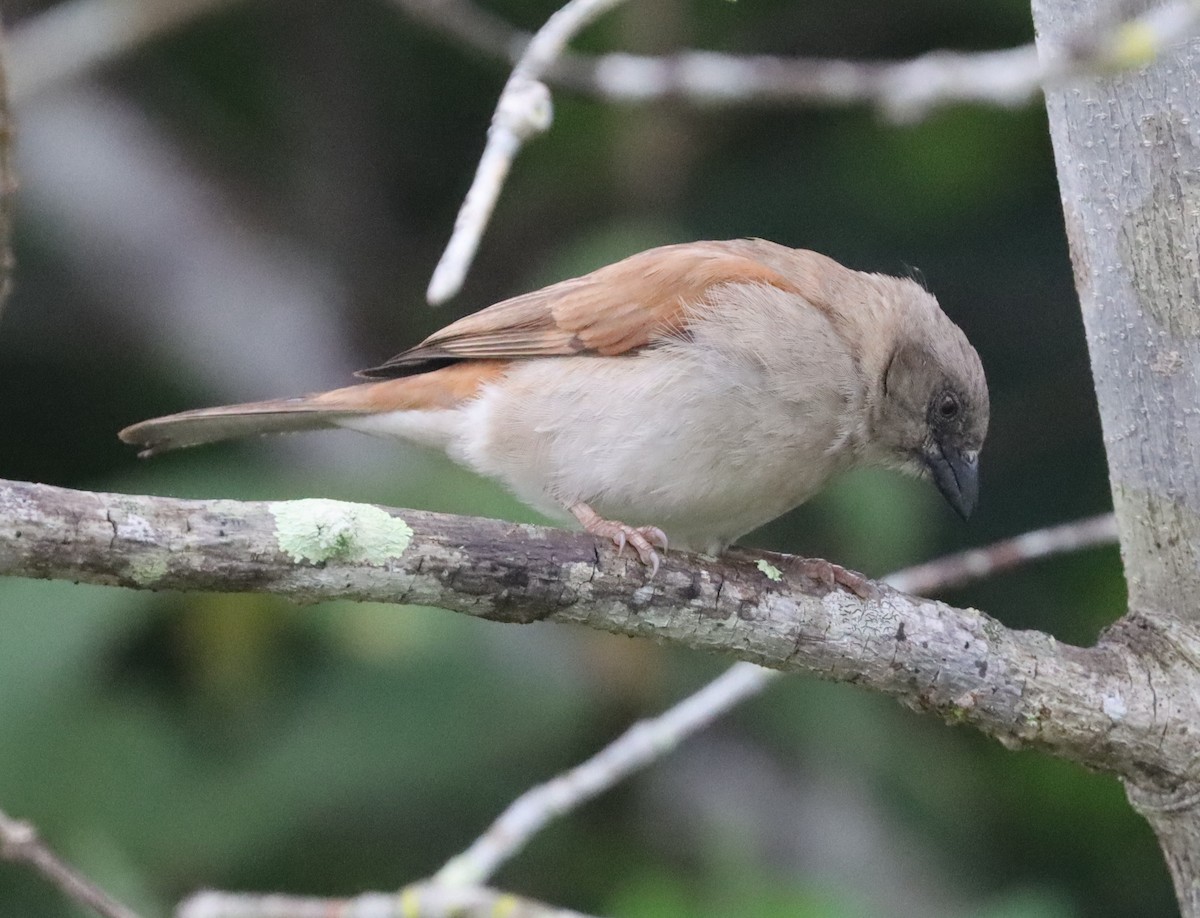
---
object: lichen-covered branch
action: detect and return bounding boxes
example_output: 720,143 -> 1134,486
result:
0,476 -> 1183,789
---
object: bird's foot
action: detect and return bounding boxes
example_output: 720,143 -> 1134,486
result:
569,502 -> 668,578
793,557 -> 878,600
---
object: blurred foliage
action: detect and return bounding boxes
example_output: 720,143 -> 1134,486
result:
0,0 -> 1173,915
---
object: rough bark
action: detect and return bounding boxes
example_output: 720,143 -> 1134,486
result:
0,476 -> 1181,785
1032,0 -> 1200,911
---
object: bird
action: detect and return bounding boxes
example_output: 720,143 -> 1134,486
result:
120,239 -> 989,579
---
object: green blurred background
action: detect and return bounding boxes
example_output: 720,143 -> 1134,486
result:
0,0 -> 1170,915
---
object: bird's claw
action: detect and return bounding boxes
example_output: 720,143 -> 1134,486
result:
569,503 -> 667,579
794,557 -> 877,600
607,523 -> 667,578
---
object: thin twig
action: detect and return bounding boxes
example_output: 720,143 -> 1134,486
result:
424,0 -> 629,305
884,513 -> 1118,596
0,808 -> 143,918
179,884 -> 596,918
7,0 -> 242,102
429,512 -> 1121,887
434,660 -> 775,887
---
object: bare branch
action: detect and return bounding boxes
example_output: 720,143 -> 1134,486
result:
7,0 -> 241,103
885,513 -> 1118,596
179,885 -> 595,918
0,477 -> 1179,789
396,0 -> 1200,118
0,808 -> 143,918
424,0 -> 629,304
435,660 -> 774,887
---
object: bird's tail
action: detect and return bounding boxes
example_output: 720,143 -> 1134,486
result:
119,361 -> 511,458
118,395 -> 353,458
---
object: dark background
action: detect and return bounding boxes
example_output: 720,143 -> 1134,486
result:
0,0 -> 1166,915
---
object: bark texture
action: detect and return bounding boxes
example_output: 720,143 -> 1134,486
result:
1032,0 -> 1200,910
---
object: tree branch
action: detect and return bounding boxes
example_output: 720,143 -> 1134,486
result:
0,476 -> 1180,788
884,512 -> 1117,595
394,0 -> 1200,118
0,807 -> 143,918
178,885 -> 596,918
435,660 -> 775,888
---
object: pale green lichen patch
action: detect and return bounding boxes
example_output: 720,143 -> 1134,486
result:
270,499 -> 413,565
756,559 -> 783,581
128,555 -> 169,586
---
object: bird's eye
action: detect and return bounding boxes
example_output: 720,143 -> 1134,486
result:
938,393 -> 960,420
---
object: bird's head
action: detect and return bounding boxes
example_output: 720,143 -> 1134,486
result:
869,304 -> 989,519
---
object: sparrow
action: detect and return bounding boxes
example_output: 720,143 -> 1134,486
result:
120,239 -> 989,577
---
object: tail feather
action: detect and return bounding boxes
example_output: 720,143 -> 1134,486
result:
118,397 -> 351,458
119,362 -> 512,458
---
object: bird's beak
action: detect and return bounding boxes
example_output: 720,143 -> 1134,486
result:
925,444 -> 979,520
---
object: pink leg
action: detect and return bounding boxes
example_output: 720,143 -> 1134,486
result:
569,501 -> 669,578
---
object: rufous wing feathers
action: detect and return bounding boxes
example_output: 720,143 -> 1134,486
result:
357,242 -> 805,378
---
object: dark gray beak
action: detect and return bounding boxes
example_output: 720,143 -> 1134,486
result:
926,444 -> 979,520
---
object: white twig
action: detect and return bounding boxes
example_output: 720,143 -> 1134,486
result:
429,512 -> 1121,888
581,46 -> 1044,117
425,0 -> 629,305
884,513 -> 1118,596
179,885 -> 595,918
7,0 -> 242,103
0,807 -> 143,918
424,78 -> 552,305
434,660 -> 776,887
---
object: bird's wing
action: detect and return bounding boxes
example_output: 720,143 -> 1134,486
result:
357,241 -> 804,378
